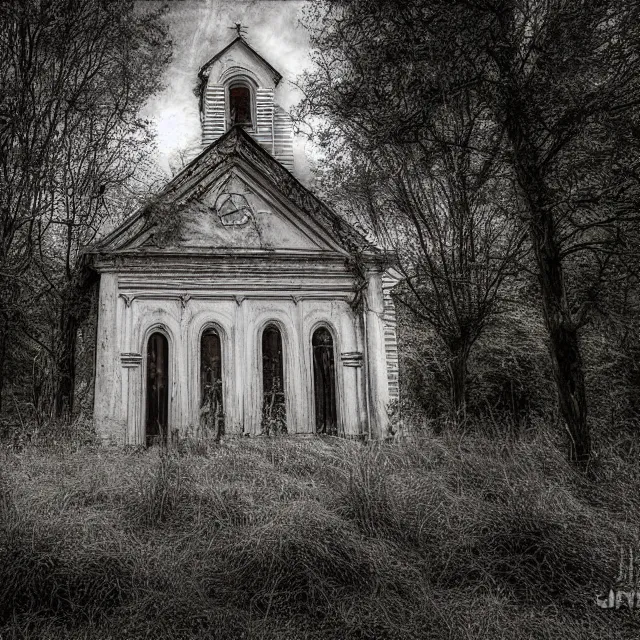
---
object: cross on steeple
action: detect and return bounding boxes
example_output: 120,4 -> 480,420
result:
230,22 -> 248,38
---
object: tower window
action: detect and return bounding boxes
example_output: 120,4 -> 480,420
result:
229,85 -> 252,127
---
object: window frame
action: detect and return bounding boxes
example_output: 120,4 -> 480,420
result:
225,77 -> 256,131
310,323 -> 341,436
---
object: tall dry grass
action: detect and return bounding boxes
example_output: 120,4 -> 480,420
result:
0,427 -> 638,639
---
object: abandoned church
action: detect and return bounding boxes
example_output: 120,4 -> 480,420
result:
86,34 -> 399,445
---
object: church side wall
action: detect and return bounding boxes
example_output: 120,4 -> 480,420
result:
381,273 -> 400,403
364,270 -> 391,439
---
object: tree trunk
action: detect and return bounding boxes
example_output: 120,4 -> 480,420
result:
54,297 -> 77,419
448,346 -> 469,422
0,319 -> 6,414
53,268 -> 98,420
491,29 -> 592,464
501,120 -> 590,463
510,165 -> 591,463
530,220 -> 590,463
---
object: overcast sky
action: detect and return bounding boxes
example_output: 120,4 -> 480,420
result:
143,0 -> 313,175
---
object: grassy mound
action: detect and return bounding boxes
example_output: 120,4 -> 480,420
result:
0,430 -> 638,638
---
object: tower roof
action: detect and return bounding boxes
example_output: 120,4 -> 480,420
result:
197,36 -> 282,86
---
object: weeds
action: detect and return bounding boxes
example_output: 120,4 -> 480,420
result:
0,428 -> 639,638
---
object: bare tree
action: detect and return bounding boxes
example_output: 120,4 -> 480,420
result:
298,0 -> 640,463
317,99 -> 525,418
0,0 -> 171,416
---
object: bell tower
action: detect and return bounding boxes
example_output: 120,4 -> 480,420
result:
196,29 -> 295,173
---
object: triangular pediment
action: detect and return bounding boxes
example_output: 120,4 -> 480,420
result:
89,127 -> 373,259
122,168 -> 338,252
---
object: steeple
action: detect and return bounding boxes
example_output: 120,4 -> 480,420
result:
196,32 -> 294,173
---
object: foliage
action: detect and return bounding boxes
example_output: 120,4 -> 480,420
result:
296,2 -> 528,420
0,0 -> 172,418
143,198 -> 188,248
297,0 -> 640,463
397,301 -> 556,431
200,378 -> 224,442
261,381 -> 287,436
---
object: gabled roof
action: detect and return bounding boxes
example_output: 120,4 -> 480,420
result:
197,36 -> 282,86
87,126 -> 376,259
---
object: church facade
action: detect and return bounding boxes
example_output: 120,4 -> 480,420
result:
87,35 -> 399,445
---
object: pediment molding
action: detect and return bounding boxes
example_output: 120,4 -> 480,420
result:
87,127 -> 378,264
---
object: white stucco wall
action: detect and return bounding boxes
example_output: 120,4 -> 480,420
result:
92,264 -> 385,444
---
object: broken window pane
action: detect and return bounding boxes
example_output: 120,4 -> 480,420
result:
313,327 -> 337,435
200,328 -> 224,439
262,325 -> 286,434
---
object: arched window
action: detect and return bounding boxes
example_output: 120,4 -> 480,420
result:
312,327 -> 337,435
229,84 -> 252,127
200,328 -> 224,438
261,324 -> 286,434
146,332 -> 169,446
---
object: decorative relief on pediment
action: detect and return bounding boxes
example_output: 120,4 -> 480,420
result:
214,191 -> 254,226
211,174 -> 256,227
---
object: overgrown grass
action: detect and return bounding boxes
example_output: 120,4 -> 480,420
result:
0,426 -> 639,639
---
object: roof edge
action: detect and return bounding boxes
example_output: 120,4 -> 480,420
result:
197,36 -> 282,86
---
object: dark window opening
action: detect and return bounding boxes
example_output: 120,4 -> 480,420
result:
313,327 -> 338,435
200,328 -> 224,440
146,332 -> 169,446
262,325 -> 286,434
229,85 -> 252,127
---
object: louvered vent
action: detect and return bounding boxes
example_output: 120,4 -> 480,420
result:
273,106 -> 294,171
382,274 -> 400,402
203,84 -> 226,147
255,88 -> 274,155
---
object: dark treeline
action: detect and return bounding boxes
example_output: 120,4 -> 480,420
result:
296,0 -> 640,465
0,0 -> 171,422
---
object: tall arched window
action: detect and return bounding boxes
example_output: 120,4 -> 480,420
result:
312,327 -> 337,435
229,84 -> 252,127
146,332 -> 169,446
200,328 -> 224,439
262,324 -> 286,434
